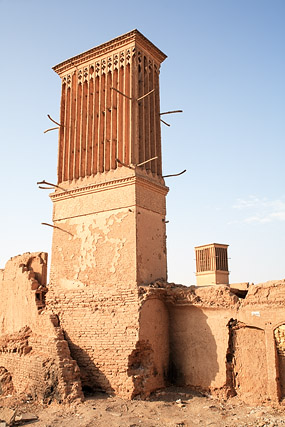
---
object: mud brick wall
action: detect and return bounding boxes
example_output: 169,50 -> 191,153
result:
274,325 -> 285,398
0,327 -> 82,402
46,285 -> 169,398
0,253 -> 83,402
0,252 -> 48,334
169,305 -> 233,395
237,280 -> 285,403
141,281 -> 285,404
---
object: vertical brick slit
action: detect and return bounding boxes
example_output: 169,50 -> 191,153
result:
130,56 -> 137,165
124,63 -> 130,165
111,68 -> 118,170
138,57 -> 145,165
68,73 -> 76,181
118,66 -> 124,166
74,82 -> 82,180
144,55 -> 150,170
93,76 -> 99,175
78,77 -> 84,178
80,80 -> 88,177
58,82 -> 66,184
87,75 -> 93,176
105,72 -> 111,171
155,69 -> 162,175
99,72 -> 105,173
150,61 -> 156,174
63,86 -> 71,182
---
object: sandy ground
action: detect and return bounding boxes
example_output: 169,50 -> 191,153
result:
0,387 -> 285,427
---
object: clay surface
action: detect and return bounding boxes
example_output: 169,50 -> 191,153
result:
0,31 -> 285,408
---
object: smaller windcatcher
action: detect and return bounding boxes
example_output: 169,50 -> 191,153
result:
195,243 -> 229,286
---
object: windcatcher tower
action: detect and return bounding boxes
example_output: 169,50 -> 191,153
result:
50,29 -> 168,288
48,30 -> 169,398
195,243 -> 229,286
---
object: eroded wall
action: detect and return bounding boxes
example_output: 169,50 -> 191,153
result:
137,298 -> 169,393
232,325 -> 268,403
0,253 -> 83,402
274,324 -> 285,398
141,280 -> 285,404
46,285 -> 170,398
46,284 -> 140,397
0,252 -> 47,334
164,285 -> 238,397
1,250 -> 285,406
169,305 -> 231,393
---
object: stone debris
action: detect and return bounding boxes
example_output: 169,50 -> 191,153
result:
0,408 -> 16,426
14,412 -> 38,423
175,399 -> 186,408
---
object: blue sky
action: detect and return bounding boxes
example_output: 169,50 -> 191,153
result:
0,0 -> 284,285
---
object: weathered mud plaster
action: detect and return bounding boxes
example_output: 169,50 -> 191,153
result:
0,253 -> 83,402
139,280 -> 285,404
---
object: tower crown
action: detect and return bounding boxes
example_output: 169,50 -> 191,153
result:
54,30 -> 167,184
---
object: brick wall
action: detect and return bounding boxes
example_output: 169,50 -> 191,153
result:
0,253 -> 83,402
46,283 -> 169,398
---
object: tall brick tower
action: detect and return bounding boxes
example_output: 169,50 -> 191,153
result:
50,30 -> 168,289
47,31 -> 169,398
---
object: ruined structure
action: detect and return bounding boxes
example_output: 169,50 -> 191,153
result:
0,253 -> 82,402
0,30 -> 285,405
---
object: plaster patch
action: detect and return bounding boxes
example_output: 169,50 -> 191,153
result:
59,278 -> 86,289
71,211 -> 129,274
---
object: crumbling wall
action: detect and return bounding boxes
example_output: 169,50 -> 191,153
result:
46,284 -> 139,397
166,285 -> 238,397
140,280 -> 285,404
236,280 -> 285,403
231,323 -> 268,403
274,324 -> 285,398
138,283 -> 238,397
0,253 -> 83,402
169,305 -> 231,395
2,250 -> 284,405
0,252 -> 48,334
135,297 -> 169,395
46,284 -> 169,399
169,280 -> 285,404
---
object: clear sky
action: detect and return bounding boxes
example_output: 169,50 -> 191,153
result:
0,0 -> 284,285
